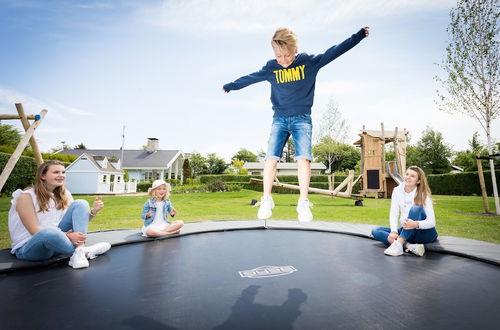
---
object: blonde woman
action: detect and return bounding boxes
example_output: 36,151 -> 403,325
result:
372,166 -> 438,257
223,26 -> 369,222
8,160 -> 111,269
140,180 -> 184,237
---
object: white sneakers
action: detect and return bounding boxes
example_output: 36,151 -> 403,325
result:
257,196 -> 274,220
384,240 -> 425,257
384,240 -> 403,256
297,198 -> 313,222
406,243 -> 425,257
69,247 -> 89,269
256,196 -> 314,222
69,242 -> 111,269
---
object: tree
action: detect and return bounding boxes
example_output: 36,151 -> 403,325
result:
75,143 -> 87,149
189,152 -> 208,177
315,98 -> 350,144
411,127 -> 453,174
206,153 -> 228,174
313,137 -> 360,173
232,148 -> 258,163
0,124 -> 21,148
282,137 -> 295,162
49,141 -> 71,153
182,159 -> 191,183
453,132 -> 489,171
435,0 -> 499,213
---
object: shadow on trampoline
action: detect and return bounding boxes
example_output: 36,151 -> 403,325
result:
214,285 -> 307,330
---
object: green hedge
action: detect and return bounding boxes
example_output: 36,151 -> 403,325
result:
427,171 -> 500,196
0,152 -> 38,196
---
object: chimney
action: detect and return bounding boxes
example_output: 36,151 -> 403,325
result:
146,138 -> 159,152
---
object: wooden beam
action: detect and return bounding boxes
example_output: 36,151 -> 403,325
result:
15,103 -> 44,166
0,114 -> 37,120
476,156 -> 490,214
0,109 -> 47,192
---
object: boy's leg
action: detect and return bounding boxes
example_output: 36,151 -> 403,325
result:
15,227 -> 74,261
263,159 -> 278,196
291,114 -> 313,222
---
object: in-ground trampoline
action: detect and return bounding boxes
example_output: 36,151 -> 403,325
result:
1,220 -> 500,330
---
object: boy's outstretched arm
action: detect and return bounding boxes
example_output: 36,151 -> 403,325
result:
317,26 -> 370,68
222,65 -> 269,93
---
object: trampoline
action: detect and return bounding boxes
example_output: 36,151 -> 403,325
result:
1,220 -> 500,330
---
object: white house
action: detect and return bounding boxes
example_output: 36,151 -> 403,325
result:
61,138 -> 185,182
244,162 -> 327,176
65,153 -> 137,194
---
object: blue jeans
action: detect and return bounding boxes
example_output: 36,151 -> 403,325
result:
15,200 -> 91,261
266,114 -> 312,161
371,206 -> 438,246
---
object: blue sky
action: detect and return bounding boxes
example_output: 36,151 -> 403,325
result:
1,0 -> 498,161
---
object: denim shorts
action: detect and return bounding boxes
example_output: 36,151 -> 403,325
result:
265,114 -> 313,161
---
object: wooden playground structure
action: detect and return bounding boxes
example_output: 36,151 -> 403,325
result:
0,103 -> 47,192
354,123 -> 408,198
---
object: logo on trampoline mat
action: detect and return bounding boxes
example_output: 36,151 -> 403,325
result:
239,265 -> 297,278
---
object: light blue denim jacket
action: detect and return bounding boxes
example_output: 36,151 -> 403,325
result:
141,198 -> 175,227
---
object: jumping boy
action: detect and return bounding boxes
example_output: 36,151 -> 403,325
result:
222,26 -> 369,222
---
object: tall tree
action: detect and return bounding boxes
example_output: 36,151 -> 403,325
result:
315,98 -> 350,144
412,127 -> 453,174
0,124 -> 21,148
189,152 -> 208,177
232,148 -> 258,163
75,143 -> 87,149
282,137 -> 295,162
206,153 -> 228,174
313,137 -> 360,173
435,0 -> 499,213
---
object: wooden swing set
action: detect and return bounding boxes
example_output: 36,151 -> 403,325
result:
0,103 -> 47,192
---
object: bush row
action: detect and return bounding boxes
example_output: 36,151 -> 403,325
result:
427,170 -> 500,196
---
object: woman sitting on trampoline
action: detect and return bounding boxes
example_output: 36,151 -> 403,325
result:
8,160 -> 111,269
372,165 -> 438,257
141,179 -> 184,237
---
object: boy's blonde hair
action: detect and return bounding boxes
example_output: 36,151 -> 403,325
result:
272,27 -> 298,52
408,166 -> 432,206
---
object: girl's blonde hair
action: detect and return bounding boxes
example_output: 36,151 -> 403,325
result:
408,165 -> 432,206
34,160 -> 70,212
149,183 -> 171,200
271,27 -> 298,52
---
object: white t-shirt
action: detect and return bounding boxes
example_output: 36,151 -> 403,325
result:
389,183 -> 436,232
8,188 -> 74,253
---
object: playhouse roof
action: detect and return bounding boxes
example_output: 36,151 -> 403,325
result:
353,129 -> 408,145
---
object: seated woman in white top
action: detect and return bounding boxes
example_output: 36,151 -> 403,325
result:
8,160 -> 111,269
371,165 -> 438,257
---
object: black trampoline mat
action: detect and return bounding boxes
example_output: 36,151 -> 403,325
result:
1,229 -> 499,330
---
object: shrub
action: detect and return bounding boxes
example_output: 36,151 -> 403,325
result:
207,179 -> 227,192
0,152 -> 38,196
172,184 -> 208,194
427,171 -> 500,196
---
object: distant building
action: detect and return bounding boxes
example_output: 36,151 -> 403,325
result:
60,138 -> 185,182
243,162 -> 326,176
65,153 -> 137,194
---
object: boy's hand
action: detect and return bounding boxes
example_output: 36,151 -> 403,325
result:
170,209 -> 177,217
221,87 -> 228,94
363,26 -> 370,37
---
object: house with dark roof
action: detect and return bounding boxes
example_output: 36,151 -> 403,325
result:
64,153 -> 137,194
60,138 -> 185,183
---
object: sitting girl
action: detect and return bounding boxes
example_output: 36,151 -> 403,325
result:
141,180 -> 184,237
372,165 -> 438,257
8,160 -> 111,269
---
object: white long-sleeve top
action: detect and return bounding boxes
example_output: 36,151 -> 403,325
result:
389,183 -> 436,232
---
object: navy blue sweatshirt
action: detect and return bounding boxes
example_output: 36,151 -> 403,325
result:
223,28 -> 367,117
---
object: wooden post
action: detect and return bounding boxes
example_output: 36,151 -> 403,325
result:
476,155 -> 490,214
0,109 -> 47,192
15,103 -> 44,166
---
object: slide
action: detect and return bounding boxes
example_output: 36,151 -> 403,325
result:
386,162 -> 403,185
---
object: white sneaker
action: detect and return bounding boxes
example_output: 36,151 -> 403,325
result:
256,196 -> 274,219
83,242 -> 111,260
69,247 -> 89,269
406,243 -> 425,257
384,241 -> 403,256
297,198 -> 313,222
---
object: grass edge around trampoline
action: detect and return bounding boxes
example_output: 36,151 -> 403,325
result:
1,190 -> 500,248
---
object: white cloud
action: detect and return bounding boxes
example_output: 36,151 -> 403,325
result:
137,0 -> 456,34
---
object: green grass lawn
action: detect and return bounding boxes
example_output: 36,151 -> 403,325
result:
1,190 -> 499,249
